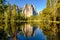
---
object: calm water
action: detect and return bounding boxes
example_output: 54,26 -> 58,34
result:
9,23 -> 46,40
0,22 -> 58,40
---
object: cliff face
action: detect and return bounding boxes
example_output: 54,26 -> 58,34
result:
22,4 -> 37,17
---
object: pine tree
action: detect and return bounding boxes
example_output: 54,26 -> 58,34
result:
0,0 -> 7,13
11,4 -> 17,40
4,3 -> 12,36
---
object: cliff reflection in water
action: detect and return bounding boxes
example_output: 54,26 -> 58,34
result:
16,23 -> 46,40
0,22 -> 58,40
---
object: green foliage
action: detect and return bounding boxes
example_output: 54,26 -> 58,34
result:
0,0 -> 7,13
38,0 -> 60,40
46,0 -> 50,8
0,0 -> 6,4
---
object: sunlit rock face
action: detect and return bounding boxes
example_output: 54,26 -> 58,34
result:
57,0 -> 60,3
22,4 -> 37,17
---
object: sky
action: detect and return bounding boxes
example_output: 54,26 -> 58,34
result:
6,0 -> 47,12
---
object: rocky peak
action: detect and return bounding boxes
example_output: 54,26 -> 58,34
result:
22,4 -> 37,17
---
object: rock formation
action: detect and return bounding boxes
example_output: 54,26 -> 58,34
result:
22,4 -> 37,17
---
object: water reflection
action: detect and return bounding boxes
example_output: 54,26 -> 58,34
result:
16,23 -> 46,40
0,22 -> 46,40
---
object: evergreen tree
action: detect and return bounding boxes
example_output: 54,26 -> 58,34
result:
0,0 -> 7,13
12,4 -> 17,40
5,3 -> 12,36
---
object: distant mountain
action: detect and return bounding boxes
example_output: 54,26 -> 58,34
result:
22,4 -> 37,17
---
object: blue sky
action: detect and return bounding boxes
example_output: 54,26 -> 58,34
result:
6,0 -> 47,12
